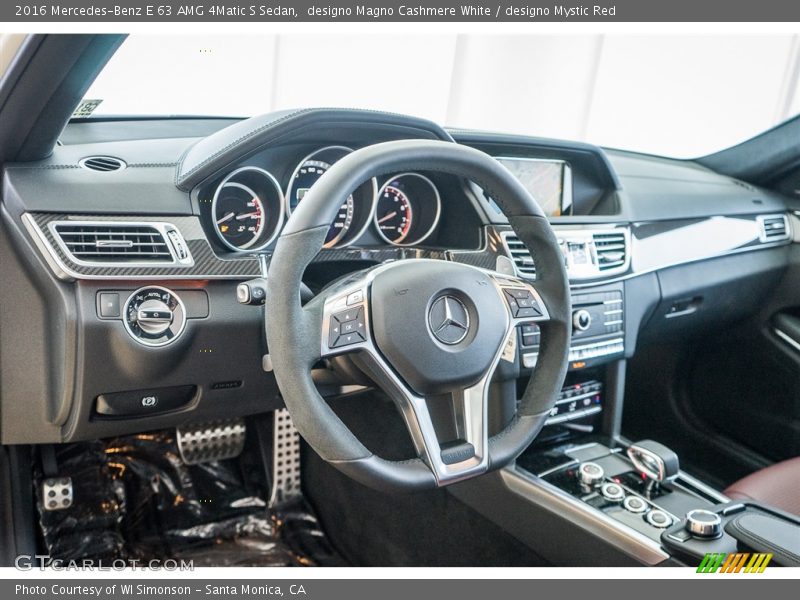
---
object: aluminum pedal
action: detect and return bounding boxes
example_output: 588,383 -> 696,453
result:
42,477 -> 73,511
177,419 -> 246,465
269,408 -> 302,507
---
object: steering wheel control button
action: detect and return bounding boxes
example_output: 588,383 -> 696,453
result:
97,292 -> 121,318
645,509 -> 673,529
440,440 -> 476,465
428,295 -> 470,345
95,385 -> 197,418
601,482 -> 626,502
623,495 -> 648,513
329,306 -> 366,348
685,509 -> 723,539
578,462 -> 604,487
503,288 -> 542,319
346,290 -> 364,305
123,286 -> 186,347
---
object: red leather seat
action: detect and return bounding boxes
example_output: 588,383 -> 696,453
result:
724,457 -> 800,516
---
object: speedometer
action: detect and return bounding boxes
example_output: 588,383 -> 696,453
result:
286,146 -> 377,248
288,158 -> 354,247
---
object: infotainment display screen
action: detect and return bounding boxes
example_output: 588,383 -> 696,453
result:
496,158 -> 573,217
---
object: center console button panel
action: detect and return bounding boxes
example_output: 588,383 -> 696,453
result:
519,285 -> 625,371
545,379 -> 603,425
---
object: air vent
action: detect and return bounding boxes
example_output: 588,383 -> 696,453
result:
51,222 -> 186,265
757,214 -> 790,243
501,233 -> 536,278
593,231 -> 628,271
79,156 -> 126,172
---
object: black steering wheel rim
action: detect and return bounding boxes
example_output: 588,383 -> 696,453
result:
266,139 -> 571,492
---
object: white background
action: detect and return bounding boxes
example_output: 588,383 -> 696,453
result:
87,33 -> 800,158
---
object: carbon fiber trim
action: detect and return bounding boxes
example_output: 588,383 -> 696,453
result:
27,212 -> 261,280
26,212 -> 506,281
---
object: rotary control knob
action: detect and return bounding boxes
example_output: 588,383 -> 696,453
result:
573,309 -> 592,332
124,286 -> 186,347
685,509 -> 722,539
578,462 -> 604,487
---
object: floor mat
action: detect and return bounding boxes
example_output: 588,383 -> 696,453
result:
34,429 -> 345,567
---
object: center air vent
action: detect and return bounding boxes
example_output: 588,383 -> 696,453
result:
79,156 -> 126,172
50,221 -> 193,266
593,231 -> 628,271
501,232 -> 536,278
757,214 -> 790,243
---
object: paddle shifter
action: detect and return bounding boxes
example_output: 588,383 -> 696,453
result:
626,439 -> 679,498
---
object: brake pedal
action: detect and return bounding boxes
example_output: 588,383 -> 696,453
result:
269,408 -> 302,507
42,477 -> 73,511
177,419 -> 246,465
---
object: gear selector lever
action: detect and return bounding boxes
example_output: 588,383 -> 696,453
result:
627,440 -> 679,497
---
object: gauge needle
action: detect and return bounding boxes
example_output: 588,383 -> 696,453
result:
236,211 -> 260,220
377,211 -> 397,224
216,212 -> 235,225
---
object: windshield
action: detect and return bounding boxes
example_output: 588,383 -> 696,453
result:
84,34 -> 800,159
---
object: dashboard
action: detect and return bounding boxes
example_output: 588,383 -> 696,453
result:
0,108 -> 796,447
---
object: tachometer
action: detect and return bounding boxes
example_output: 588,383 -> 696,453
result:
286,146 -> 377,248
212,167 -> 284,252
374,173 -> 441,246
375,185 -> 413,244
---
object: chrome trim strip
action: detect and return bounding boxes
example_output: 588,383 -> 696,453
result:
674,472 -> 730,504
501,467 -> 669,565
568,236 -> 792,289
774,327 -> 800,354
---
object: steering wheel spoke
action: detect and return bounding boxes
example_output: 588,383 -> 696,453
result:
354,344 -> 495,486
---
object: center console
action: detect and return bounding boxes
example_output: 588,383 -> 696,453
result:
495,438 -> 800,567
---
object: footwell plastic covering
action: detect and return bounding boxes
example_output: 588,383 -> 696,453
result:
34,430 -> 344,566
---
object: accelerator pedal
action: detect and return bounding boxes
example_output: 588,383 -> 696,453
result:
177,419 -> 246,465
269,408 -> 302,507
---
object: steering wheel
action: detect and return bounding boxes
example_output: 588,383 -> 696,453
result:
266,140 -> 571,492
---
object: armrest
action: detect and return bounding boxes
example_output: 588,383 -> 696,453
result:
725,513 -> 800,567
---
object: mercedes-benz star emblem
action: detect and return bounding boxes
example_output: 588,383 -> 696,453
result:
428,295 -> 470,345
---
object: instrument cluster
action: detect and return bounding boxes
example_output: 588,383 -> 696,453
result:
209,145 -> 443,252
